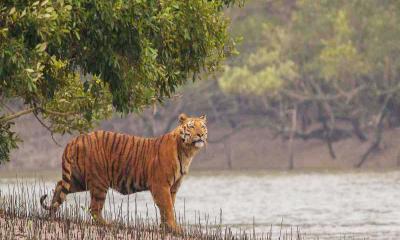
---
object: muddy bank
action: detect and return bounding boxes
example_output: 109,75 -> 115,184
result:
0,213 -> 186,240
4,114 -> 400,171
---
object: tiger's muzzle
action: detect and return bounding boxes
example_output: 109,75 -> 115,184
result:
192,135 -> 207,148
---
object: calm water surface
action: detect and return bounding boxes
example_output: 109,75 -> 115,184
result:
1,170 -> 400,239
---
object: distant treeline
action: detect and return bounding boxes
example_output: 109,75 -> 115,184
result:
142,0 -> 400,168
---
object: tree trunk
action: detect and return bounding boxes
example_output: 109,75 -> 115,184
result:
321,119 -> 336,159
355,95 -> 391,168
288,107 -> 297,170
223,141 -> 233,170
351,118 -> 368,142
355,116 -> 384,168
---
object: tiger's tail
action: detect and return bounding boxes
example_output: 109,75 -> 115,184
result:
40,150 -> 73,212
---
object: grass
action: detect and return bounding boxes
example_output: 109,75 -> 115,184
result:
0,180 -> 325,240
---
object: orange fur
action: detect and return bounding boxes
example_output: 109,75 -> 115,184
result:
40,113 -> 207,233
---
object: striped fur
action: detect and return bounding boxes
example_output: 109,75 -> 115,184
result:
40,113 -> 207,233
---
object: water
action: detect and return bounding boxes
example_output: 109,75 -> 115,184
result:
1,170 -> 400,239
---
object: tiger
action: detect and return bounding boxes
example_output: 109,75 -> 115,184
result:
40,113 -> 207,233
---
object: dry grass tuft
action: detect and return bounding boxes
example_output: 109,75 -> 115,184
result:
0,180 -> 307,240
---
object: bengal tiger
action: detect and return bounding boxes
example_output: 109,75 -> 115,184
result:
40,113 -> 207,233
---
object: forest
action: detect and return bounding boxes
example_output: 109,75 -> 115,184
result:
3,0 -> 400,170
109,0 -> 400,169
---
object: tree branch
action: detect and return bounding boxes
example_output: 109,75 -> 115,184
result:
33,111 -> 62,147
0,106 -> 79,123
355,95 -> 391,168
0,107 -> 35,123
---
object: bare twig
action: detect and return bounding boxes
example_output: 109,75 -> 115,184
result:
288,106 -> 297,169
32,111 -> 62,147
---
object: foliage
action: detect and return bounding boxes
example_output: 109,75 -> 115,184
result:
0,122 -> 20,164
218,0 -> 400,165
0,0 -> 239,164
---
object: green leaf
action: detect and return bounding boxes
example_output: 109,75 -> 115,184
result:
9,7 -> 15,15
35,42 -> 48,52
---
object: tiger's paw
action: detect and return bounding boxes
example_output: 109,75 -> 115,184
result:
92,214 -> 109,226
171,225 -> 183,235
161,223 -> 183,235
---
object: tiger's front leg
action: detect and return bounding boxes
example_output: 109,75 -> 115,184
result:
151,185 -> 182,234
171,178 -> 183,206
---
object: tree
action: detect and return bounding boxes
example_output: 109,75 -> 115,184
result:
0,0 -> 241,164
219,0 -> 400,167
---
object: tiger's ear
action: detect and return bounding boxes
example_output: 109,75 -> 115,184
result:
200,114 -> 207,123
179,113 -> 188,124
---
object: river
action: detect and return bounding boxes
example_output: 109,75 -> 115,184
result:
1,170 -> 399,239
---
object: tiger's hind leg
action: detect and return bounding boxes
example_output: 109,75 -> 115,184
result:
48,180 -> 63,214
41,172 -> 87,215
89,187 -> 108,225
40,180 -> 69,215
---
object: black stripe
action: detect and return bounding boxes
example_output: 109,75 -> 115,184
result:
127,137 -> 140,189
157,135 -> 166,163
132,138 -> 143,170
76,135 -> 84,173
111,135 -> 123,184
116,136 -> 130,181
115,136 -> 130,188
110,133 -> 118,152
139,139 -> 150,188
178,148 -> 184,176
105,133 -> 116,181
72,173 -> 85,191
75,137 -> 80,167
138,140 -> 146,188
118,178 -> 128,194
81,135 -> 87,177
61,185 -> 69,193
95,133 -> 109,182
128,178 -> 136,193
121,137 -> 135,187
62,173 -> 70,182
62,163 -> 70,175
104,132 -> 110,146
113,134 -> 123,152
94,131 -> 100,143
132,139 -> 144,188
124,138 -> 135,174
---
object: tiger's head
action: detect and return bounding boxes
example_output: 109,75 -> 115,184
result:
178,113 -> 208,148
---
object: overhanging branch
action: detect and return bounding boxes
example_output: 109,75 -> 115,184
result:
0,107 -> 78,123
0,108 -> 35,123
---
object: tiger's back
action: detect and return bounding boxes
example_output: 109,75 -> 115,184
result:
66,130 -> 176,194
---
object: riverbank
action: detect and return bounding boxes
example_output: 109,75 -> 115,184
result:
0,182 -> 285,240
1,171 -> 396,239
5,113 -> 400,171
0,212 -> 185,240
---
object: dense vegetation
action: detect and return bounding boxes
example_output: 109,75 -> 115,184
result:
0,0 -> 241,164
220,0 -> 400,167
3,0 -> 400,168
132,0 -> 400,168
